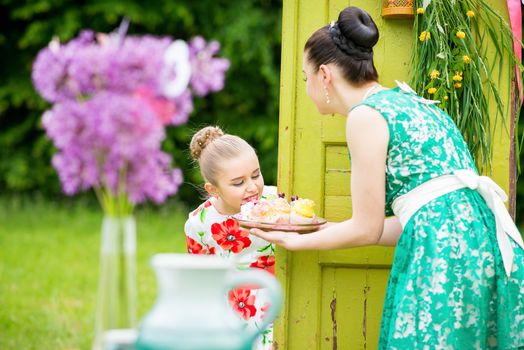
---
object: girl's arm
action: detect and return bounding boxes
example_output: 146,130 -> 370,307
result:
251,105 -> 390,250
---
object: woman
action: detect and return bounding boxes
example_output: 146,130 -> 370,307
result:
251,6 -> 524,349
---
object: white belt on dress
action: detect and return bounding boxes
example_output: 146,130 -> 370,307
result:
391,169 -> 524,277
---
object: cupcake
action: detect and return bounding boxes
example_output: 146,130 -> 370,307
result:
272,197 -> 292,224
240,195 -> 318,225
290,198 -> 316,224
240,201 -> 256,219
244,199 -> 279,223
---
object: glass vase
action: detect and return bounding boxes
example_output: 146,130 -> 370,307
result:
92,215 -> 137,350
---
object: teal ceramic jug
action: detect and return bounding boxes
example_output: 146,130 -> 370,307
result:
135,253 -> 282,350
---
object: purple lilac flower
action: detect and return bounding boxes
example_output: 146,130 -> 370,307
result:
32,30 -> 98,102
104,36 -> 171,95
33,29 -> 228,207
126,154 -> 183,204
134,87 -> 178,126
67,41 -> 111,96
171,90 -> 194,126
43,92 -> 182,204
32,47 -> 70,102
33,34 -> 174,101
188,36 -> 230,97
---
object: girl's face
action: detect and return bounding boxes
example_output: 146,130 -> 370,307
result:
302,54 -> 330,114
211,150 -> 264,215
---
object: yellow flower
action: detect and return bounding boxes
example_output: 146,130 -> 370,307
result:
456,31 -> 466,39
454,82 -> 462,88
444,95 -> 449,100
453,72 -> 463,81
466,10 -> 475,18
419,31 -> 431,42
463,55 -> 471,64
417,8 -> 424,14
430,69 -> 440,79
428,87 -> 437,94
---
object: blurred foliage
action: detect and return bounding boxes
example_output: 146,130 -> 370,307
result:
0,0 -> 282,208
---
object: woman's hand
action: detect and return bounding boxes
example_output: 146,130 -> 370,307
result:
249,228 -> 303,251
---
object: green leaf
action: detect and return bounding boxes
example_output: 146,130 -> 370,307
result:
257,244 -> 274,253
198,207 -> 208,223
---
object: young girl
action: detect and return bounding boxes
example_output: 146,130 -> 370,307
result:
184,126 -> 276,350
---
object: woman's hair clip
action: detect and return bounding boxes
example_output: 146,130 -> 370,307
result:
329,21 -> 336,29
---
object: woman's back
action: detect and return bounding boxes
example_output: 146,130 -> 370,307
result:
357,84 -> 477,215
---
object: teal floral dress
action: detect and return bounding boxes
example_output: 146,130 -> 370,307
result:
356,85 -> 524,349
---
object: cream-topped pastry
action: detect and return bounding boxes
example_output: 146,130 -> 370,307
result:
290,198 -> 316,224
239,194 -> 316,224
241,199 -> 279,223
272,197 -> 292,223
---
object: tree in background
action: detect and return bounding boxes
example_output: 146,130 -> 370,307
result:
0,0 -> 282,208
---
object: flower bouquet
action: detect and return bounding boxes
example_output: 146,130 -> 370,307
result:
31,21 -> 229,349
411,0 -> 524,174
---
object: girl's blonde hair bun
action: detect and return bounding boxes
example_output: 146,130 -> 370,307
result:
190,126 -> 225,161
189,125 -> 256,185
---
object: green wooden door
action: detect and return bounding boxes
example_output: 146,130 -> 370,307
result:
276,1 -> 512,349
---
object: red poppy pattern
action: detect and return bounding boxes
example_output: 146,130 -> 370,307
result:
250,255 -> 275,275
228,288 -> 257,320
185,236 -> 215,255
260,302 -> 271,321
211,218 -> 252,253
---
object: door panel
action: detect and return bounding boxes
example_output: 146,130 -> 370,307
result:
276,1 -> 411,348
319,267 -> 391,350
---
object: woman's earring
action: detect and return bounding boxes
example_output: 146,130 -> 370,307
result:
324,86 -> 331,104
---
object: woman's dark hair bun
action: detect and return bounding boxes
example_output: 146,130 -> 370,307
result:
304,6 -> 380,84
337,6 -> 379,51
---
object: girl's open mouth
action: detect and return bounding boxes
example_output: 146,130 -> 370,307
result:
242,195 -> 259,204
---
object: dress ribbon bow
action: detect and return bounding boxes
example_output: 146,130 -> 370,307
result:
392,169 -> 524,277
454,170 -> 524,277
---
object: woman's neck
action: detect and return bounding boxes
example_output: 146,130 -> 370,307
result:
333,81 -> 383,115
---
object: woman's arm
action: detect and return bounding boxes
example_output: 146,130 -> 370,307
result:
319,216 -> 402,246
377,217 -> 403,246
251,105 -> 390,250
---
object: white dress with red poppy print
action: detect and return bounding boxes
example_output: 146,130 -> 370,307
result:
184,186 -> 277,350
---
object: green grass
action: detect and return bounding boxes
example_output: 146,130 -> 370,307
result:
0,196 -> 189,349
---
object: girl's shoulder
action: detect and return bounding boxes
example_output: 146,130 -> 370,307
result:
188,198 -> 214,216
186,199 -> 222,228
